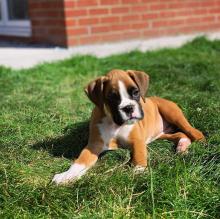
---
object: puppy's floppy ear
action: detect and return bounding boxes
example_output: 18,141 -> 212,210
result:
127,70 -> 149,102
84,76 -> 107,108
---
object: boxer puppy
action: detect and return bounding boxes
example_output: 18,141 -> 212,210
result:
53,69 -> 205,184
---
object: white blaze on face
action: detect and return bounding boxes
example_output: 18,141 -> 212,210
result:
118,80 -> 141,121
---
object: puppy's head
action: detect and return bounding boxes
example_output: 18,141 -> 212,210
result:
85,69 -> 149,126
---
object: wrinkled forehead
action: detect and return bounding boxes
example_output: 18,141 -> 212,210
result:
104,73 -> 137,94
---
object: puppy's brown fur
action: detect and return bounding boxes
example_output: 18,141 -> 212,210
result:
53,69 -> 205,184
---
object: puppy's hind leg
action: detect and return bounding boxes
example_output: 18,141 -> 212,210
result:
152,97 -> 205,142
159,132 -> 191,153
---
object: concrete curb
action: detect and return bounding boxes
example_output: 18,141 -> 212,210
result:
1,31 -> 220,69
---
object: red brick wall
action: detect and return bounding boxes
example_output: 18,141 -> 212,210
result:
28,0 -> 67,46
2,0 -> 220,47
63,0 -> 220,47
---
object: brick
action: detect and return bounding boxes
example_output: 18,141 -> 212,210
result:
179,23 -> 220,33
78,18 -> 99,25
47,11 -> 64,17
64,1 -> 75,8
100,16 -> 120,24
100,0 -> 119,5
152,19 -> 185,28
123,31 -> 142,39
101,33 -> 122,42
65,19 -> 76,26
152,19 -> 184,28
49,29 -> 66,35
76,0 -> 98,7
121,0 -> 140,4
131,22 -> 149,29
142,13 -> 158,20
67,37 -> 79,46
32,1 -> 63,9
193,8 -> 208,15
201,16 -> 216,23
159,11 -> 176,18
111,24 -> 129,31
29,4 -> 63,12
185,16 -> 215,24
150,3 -> 168,10
32,10 -> 63,15
65,9 -> 88,17
121,15 -> 140,22
160,28 -> 178,35
79,35 -> 102,45
176,10 -> 192,17
209,8 -> 220,14
89,8 -> 109,15
28,2 -> 42,9
66,27 -> 88,35
30,10 -> 63,17
92,26 -> 111,33
168,19 -> 185,26
131,5 -> 149,12
140,0 -> 159,3
31,20 -> 43,26
152,20 -> 167,28
111,7 -> 130,14
142,29 -> 162,37
43,19 -> 65,26
184,1 -> 200,8
185,17 -> 201,24
168,2 -> 186,9
200,1 -> 216,8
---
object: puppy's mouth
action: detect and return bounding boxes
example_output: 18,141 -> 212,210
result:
125,116 -> 143,125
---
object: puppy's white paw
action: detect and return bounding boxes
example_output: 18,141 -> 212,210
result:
133,165 -> 146,174
52,171 -> 76,185
176,138 -> 191,154
52,163 -> 87,185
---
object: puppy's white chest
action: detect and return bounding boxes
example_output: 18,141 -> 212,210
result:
116,124 -> 133,142
98,117 -> 133,149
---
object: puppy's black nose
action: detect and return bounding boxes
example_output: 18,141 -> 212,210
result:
122,105 -> 134,115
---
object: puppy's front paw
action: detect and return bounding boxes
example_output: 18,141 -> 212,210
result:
52,171 -> 76,185
52,163 -> 87,185
133,165 -> 147,174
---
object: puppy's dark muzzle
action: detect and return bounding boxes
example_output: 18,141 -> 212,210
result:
121,105 -> 134,116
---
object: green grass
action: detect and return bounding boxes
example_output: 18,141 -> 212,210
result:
0,37 -> 220,218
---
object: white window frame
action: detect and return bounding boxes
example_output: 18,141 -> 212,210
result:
0,0 -> 31,37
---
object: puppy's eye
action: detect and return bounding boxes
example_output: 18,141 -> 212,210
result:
132,88 -> 139,97
130,87 -> 140,99
107,92 -> 118,100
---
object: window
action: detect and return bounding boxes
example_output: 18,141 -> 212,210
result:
0,3 -> 2,20
0,0 -> 31,37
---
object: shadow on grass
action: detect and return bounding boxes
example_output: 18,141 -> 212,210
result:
32,121 -> 89,159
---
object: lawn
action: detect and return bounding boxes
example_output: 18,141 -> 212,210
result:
0,37 -> 220,218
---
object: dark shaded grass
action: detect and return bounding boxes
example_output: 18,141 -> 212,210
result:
0,37 -> 219,218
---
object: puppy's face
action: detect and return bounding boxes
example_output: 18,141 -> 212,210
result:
103,77 -> 144,125
85,69 -> 149,126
